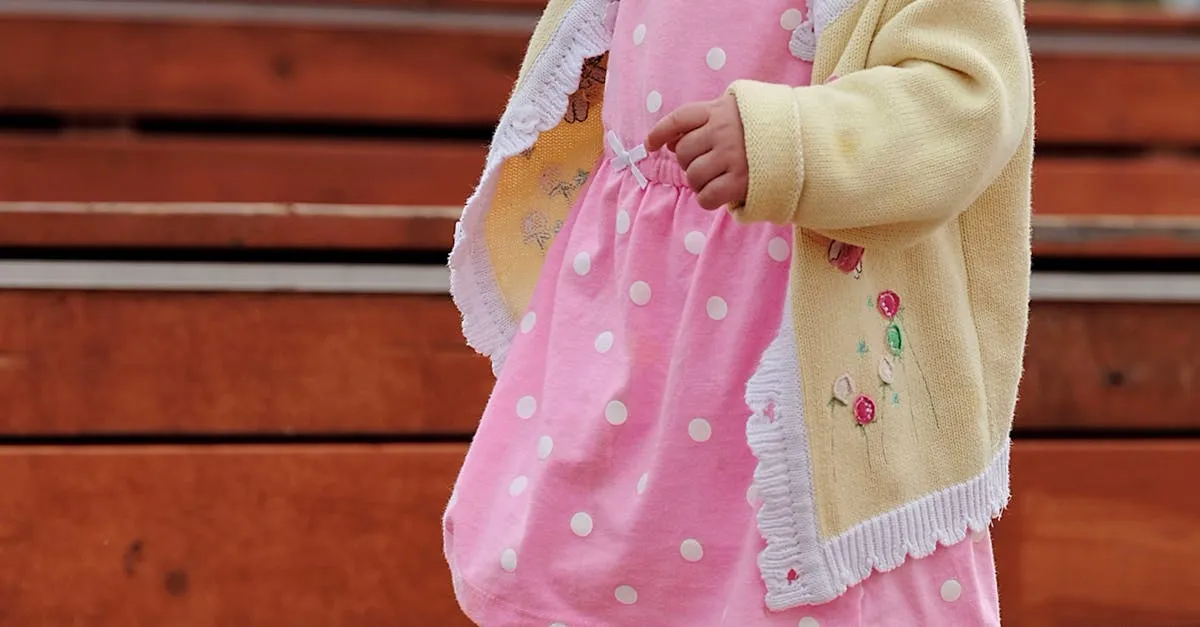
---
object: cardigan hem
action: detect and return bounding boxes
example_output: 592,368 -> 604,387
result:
448,0 -> 615,374
746,302 -> 1012,609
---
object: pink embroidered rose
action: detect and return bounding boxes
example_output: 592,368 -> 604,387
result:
827,241 -> 865,275
853,394 -> 877,426
877,290 -> 901,319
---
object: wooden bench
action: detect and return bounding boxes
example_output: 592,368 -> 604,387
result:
0,1 -> 1197,624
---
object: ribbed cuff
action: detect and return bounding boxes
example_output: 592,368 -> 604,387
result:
727,80 -> 804,225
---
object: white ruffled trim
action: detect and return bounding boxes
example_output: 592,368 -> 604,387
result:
787,10 -> 817,62
746,299 -> 1012,610
746,301 -> 836,605
810,0 -> 859,40
448,0 -> 615,374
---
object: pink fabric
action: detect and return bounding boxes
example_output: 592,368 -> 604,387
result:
444,1 -> 1001,624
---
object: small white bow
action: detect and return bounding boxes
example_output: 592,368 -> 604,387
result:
607,130 -> 648,189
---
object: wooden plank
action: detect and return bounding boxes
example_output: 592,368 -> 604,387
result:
0,289 -> 1194,435
0,441 -> 1196,626
1017,302 -> 1200,431
1027,2 -> 1200,34
1033,156 -> 1200,218
2,136 -> 1199,256
0,16 -> 527,123
0,136 -> 484,206
0,13 -> 1196,144
994,440 -> 1200,627
1033,54 -> 1200,144
0,291 -> 492,435
0,444 -> 473,626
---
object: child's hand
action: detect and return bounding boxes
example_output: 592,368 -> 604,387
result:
647,94 -> 749,211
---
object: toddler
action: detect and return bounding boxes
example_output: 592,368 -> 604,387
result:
444,0 -> 1033,624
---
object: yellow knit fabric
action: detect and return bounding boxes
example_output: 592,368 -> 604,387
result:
474,0 -> 1032,548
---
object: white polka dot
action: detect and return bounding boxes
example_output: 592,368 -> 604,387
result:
706,296 -> 728,321
614,585 -> 638,605
637,472 -> 649,495
616,209 -> 631,234
689,418 -> 712,442
680,538 -> 704,562
768,237 -> 790,262
746,483 -> 760,507
537,435 -> 554,460
798,618 -> 820,627
516,395 -> 537,419
633,23 -> 646,45
706,47 -> 727,71
500,548 -> 518,572
941,578 -> 963,603
509,475 -> 528,496
605,400 -> 628,425
630,281 -> 652,306
780,8 -> 805,30
595,330 -> 615,353
573,251 -> 591,276
570,512 -> 594,537
520,311 -> 537,333
646,91 -> 662,114
551,623 -> 568,627
684,230 -> 706,255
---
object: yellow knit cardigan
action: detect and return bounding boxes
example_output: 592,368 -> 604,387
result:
449,0 -> 1033,609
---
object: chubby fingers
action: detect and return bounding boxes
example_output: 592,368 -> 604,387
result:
684,153 -> 726,196
646,102 -> 710,153
696,173 -> 740,211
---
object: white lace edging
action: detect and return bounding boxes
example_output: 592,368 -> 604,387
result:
821,439 -> 1010,597
746,302 -> 837,604
448,0 -> 615,373
746,301 -> 1012,610
810,0 -> 859,40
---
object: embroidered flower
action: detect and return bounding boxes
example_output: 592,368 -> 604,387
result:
878,356 -> 895,385
877,290 -> 901,320
886,323 -> 904,356
853,394 -> 877,425
786,568 -> 800,584
832,373 -> 856,405
827,240 -> 864,275
521,211 -> 562,250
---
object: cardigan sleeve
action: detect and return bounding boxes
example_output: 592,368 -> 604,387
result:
726,0 -> 1032,250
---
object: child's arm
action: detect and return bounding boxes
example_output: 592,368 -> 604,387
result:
649,0 -> 1031,251
732,0 -> 1032,249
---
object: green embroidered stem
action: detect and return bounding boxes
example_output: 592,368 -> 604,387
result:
829,403 -> 838,482
909,346 -> 940,428
907,395 -> 921,443
894,311 -> 939,428
861,427 -> 872,472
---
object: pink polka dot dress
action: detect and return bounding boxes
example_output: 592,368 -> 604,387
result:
443,0 -> 1002,624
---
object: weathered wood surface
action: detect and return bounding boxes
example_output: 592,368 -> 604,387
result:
994,440 -> 1200,627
